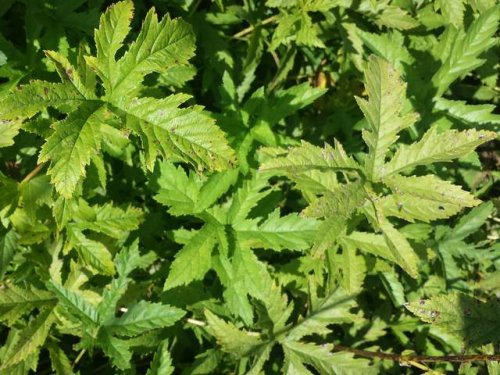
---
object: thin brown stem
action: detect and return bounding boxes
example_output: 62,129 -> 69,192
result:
333,345 -> 500,363
20,162 -> 47,184
232,15 -> 277,39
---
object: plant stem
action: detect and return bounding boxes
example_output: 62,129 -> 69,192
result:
232,15 -> 277,39
333,345 -> 500,363
20,162 -> 47,184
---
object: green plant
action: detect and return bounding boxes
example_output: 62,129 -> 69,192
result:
0,1 -> 498,374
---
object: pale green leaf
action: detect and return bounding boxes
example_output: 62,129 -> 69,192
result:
355,55 -> 418,181
383,127 -> 497,177
432,5 -> 500,96
380,174 -> 480,222
337,242 -> 366,294
0,120 -> 20,148
437,0 -> 465,28
114,239 -> 156,278
341,231 -> 396,262
105,301 -> 185,336
164,225 -> 216,290
204,310 -> 262,357
376,6 -> 419,30
47,341 -> 74,375
283,341 -> 375,375
378,218 -> 419,278
235,209 -> 319,251
260,140 -> 361,174
406,292 -> 500,347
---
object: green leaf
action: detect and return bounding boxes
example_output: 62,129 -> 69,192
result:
282,341 -> 374,375
67,227 -> 116,276
235,209 -> 318,251
337,241 -> 366,294
260,140 -> 361,174
0,230 -> 17,280
380,174 -> 480,222
355,55 -> 418,181
73,201 -> 143,238
0,120 -> 20,148
105,301 -> 185,336
107,9 -> 195,99
444,202 -> 494,241
47,281 -> 100,326
0,283 -> 56,324
47,340 -> 74,375
116,95 -> 235,171
94,0 -> 134,93
98,329 -> 132,370
0,307 -> 56,370
164,225 -> 217,290
406,292 -> 500,347
383,127 -> 497,177
434,97 -> 500,129
378,218 -> 419,278
432,5 -> 500,96
204,309 -> 262,357
146,340 -> 174,375
38,104 -> 112,197
341,231 -> 396,262
0,81 -> 86,120
437,0 -> 465,28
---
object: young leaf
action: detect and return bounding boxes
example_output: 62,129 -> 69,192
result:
146,340 -> 174,375
355,55 -> 418,181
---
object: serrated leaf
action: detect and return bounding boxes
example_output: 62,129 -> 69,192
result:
235,209 -> 318,251
432,5 -> 500,96
0,307 -> 56,370
105,301 -> 185,336
0,81 -> 85,120
67,227 -> 115,275
47,281 -> 100,326
435,97 -> 500,128
341,231 -> 397,263
0,283 -> 56,324
355,55 -> 418,181
378,218 -> 419,278
98,329 -> 132,370
94,0 -> 134,93
47,340 -> 74,375
380,174 -> 480,222
73,202 -> 143,238
227,174 -> 272,224
116,95 -> 235,171
0,120 -> 20,148
164,225 -> 216,290
38,104 -> 112,197
383,127 -> 497,177
260,140 -> 361,174
337,242 -> 366,294
283,341 -> 375,375
437,0 -> 465,28
204,309 -> 262,357
146,340 -> 174,375
406,292 -> 500,347
286,288 -> 360,341
108,9 -> 195,99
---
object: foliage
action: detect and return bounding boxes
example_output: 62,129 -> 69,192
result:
0,0 -> 498,374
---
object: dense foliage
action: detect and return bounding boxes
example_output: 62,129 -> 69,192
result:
0,1 -> 499,374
